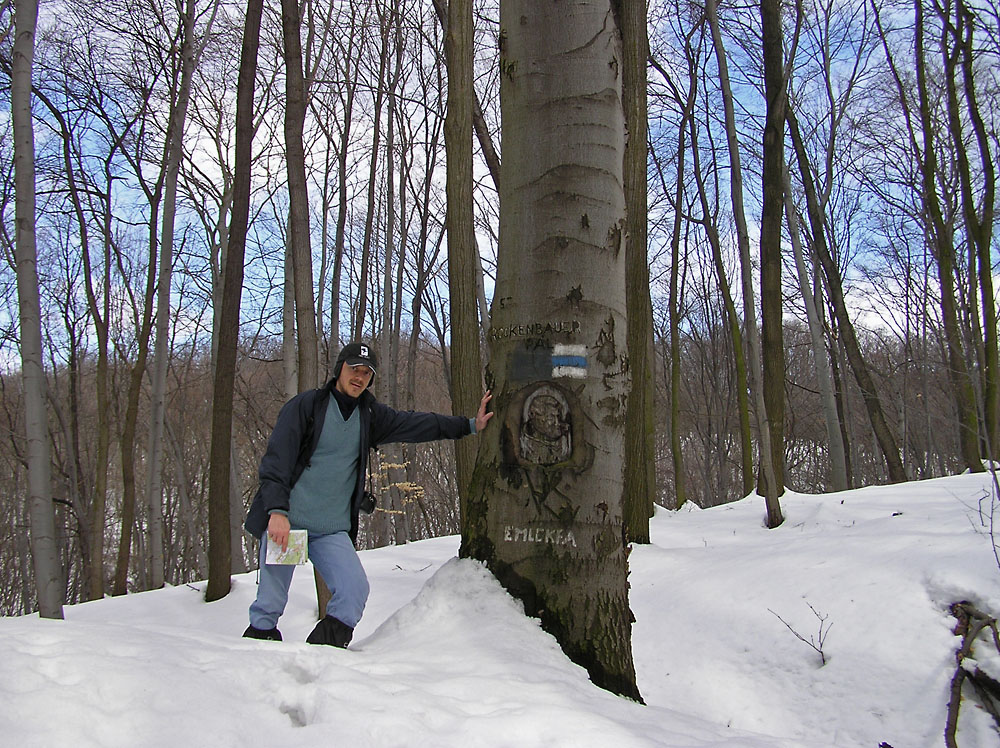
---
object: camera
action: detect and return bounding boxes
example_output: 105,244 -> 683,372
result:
360,491 -> 376,514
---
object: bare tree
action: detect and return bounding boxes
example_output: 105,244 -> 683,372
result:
621,0 -> 656,542
649,30 -> 700,511
145,0 -> 218,590
443,0 -> 482,527
352,4 -> 391,340
704,0 -> 782,521
758,0 -> 792,519
938,0 -> 998,460
12,0 -> 63,618
280,0 -> 318,392
206,0 -> 264,602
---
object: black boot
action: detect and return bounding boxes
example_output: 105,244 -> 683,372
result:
243,624 -> 282,641
306,616 -> 354,648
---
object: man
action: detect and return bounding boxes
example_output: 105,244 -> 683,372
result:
243,341 -> 492,647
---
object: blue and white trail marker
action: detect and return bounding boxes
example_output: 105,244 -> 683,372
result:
551,344 -> 587,379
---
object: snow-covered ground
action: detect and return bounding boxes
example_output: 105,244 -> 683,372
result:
3,472 -> 1000,747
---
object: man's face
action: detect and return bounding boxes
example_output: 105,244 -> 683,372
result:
336,364 -> 374,398
529,396 -> 563,439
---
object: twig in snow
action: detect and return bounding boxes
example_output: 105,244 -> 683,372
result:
768,602 -> 832,666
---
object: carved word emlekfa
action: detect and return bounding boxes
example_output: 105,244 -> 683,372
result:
504,525 -> 578,547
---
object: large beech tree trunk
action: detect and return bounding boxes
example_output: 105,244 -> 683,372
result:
463,0 -> 641,701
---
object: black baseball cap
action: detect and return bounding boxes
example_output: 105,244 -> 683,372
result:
336,342 -> 377,374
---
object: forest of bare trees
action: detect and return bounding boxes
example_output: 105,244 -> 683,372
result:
0,0 -> 996,618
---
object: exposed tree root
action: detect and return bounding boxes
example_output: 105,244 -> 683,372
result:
946,601 -> 1000,747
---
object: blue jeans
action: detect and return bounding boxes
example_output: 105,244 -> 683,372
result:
248,531 -> 370,630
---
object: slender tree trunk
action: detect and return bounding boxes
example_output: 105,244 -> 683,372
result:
705,0 -> 782,517
786,108 -> 907,482
621,0 -> 655,541
13,0 -> 63,618
114,210 -> 160,596
464,0 -> 641,701
783,163 -> 848,491
146,0 -> 199,590
432,0 -> 501,191
283,239 -> 297,397
33,86 -> 108,598
759,0 -> 787,516
659,68 -> 696,510
207,0 -> 263,602
916,1 -> 980,470
942,0 -> 997,459
328,9 -> 360,364
381,4 -> 408,546
281,0 -> 318,391
282,0 -> 328,615
871,3 -> 973,477
86,157 -> 117,600
444,0 -> 482,519
684,91 -> 754,498
403,120 -> 444,516
353,10 -> 390,340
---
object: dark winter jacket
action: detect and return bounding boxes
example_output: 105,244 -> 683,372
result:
244,381 -> 472,542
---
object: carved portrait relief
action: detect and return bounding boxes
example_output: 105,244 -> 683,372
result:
519,385 -> 571,465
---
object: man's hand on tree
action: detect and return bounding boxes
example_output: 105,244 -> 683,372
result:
475,390 -> 494,433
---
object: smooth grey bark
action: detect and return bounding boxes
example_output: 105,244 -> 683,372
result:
13,0 -> 63,618
464,0 -> 641,701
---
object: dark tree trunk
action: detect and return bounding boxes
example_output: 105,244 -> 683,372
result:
443,0 -> 483,520
759,0 -> 787,521
206,0 -> 263,602
621,0 -> 655,542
